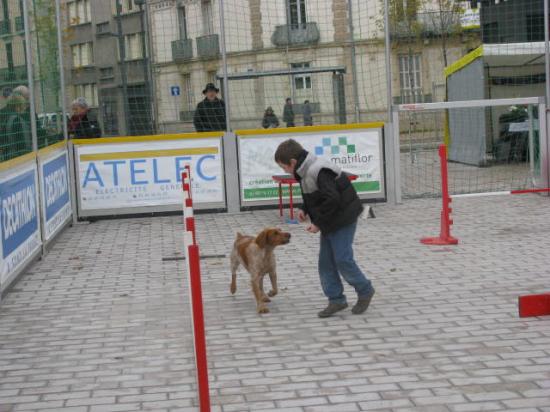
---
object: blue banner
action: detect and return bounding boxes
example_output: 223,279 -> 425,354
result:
1,170 -> 38,257
43,153 -> 70,221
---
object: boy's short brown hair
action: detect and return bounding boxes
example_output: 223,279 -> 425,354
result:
274,139 -> 304,165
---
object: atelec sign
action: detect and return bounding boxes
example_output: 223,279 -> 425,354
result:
75,139 -> 225,211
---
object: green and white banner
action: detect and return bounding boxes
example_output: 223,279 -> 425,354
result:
237,128 -> 383,203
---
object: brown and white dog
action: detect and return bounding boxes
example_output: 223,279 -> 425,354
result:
230,228 -> 291,313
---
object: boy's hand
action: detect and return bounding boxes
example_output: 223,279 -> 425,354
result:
297,210 -> 307,222
306,224 -> 320,234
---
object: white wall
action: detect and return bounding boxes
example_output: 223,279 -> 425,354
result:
223,0 -> 252,53
307,0 -> 334,44
150,1 -> 178,64
352,0 -> 381,40
261,0 -> 286,48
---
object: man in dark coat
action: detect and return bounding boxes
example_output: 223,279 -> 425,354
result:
193,83 -> 227,132
282,97 -> 295,127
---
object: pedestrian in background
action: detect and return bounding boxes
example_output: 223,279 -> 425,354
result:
68,97 -> 102,139
262,106 -> 279,129
303,100 -> 313,126
193,83 -> 227,132
283,97 -> 295,128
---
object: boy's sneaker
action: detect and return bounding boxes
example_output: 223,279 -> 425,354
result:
318,302 -> 348,318
352,288 -> 375,315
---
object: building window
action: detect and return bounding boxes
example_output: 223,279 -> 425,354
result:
398,54 -> 422,103
99,67 -> 114,79
1,0 -> 9,22
68,0 -> 91,26
71,42 -> 93,67
291,62 -> 311,90
287,0 -> 307,29
73,83 -> 98,106
201,0 -> 214,35
5,43 -> 14,70
182,74 -> 193,112
124,33 -> 143,60
526,13 -> 544,42
113,0 -> 137,15
178,6 -> 188,40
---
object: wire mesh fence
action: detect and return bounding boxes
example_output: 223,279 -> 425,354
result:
0,0 -> 64,161
1,0 -> 550,202
398,100 -> 541,199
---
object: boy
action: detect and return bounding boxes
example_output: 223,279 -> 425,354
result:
274,139 -> 375,318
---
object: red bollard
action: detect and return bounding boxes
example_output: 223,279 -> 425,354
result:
187,244 -> 211,412
519,293 -> 550,318
421,144 -> 459,245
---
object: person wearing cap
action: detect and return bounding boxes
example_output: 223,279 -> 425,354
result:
193,83 -> 227,132
262,106 -> 279,129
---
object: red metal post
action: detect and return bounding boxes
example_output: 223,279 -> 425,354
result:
519,293 -> 550,317
187,245 -> 211,412
288,182 -> 294,220
278,182 -> 283,218
511,188 -> 550,195
421,144 -> 459,245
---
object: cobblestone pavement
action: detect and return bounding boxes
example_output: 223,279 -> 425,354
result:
1,195 -> 549,412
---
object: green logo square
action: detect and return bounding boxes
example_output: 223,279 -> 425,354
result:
331,145 -> 340,155
347,144 -> 355,154
338,137 -> 347,145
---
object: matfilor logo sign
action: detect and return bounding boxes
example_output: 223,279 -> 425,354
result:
315,137 -> 374,165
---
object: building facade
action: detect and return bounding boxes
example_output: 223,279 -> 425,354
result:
62,0 -> 481,135
0,0 -> 28,107
150,0 -> 480,132
63,0 -> 153,136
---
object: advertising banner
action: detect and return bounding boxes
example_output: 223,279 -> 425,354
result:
0,163 -> 41,285
39,150 -> 72,241
75,138 -> 224,211
238,128 -> 383,203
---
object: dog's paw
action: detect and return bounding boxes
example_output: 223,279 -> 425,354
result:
261,295 -> 271,303
268,289 -> 278,297
230,283 -> 236,294
257,306 -> 270,314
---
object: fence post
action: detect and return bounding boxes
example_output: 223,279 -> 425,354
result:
219,0 -> 230,132
222,132 -> 241,213
187,244 -> 211,412
22,0 -> 37,153
421,144 -> 458,245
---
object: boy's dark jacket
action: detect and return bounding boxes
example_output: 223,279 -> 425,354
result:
294,150 -> 363,234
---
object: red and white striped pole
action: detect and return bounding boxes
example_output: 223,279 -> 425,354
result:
181,167 -> 210,412
187,244 -> 211,412
451,188 -> 550,199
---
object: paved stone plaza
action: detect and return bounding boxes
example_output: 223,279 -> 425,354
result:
0,196 -> 549,412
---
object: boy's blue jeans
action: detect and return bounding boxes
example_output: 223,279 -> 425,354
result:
318,221 -> 373,305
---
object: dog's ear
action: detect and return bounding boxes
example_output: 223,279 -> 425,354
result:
255,229 -> 271,248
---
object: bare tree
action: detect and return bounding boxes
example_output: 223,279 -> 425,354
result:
424,0 -> 463,67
